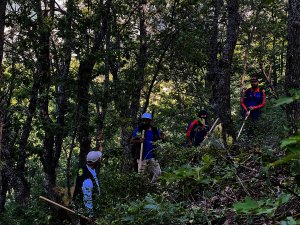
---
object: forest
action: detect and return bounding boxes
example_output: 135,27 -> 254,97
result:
0,0 -> 299,224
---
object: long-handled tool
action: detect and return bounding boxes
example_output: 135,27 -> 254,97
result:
138,130 -> 145,173
190,118 -> 221,163
203,118 -> 219,142
202,118 -> 225,149
237,111 -> 250,140
39,196 -> 99,224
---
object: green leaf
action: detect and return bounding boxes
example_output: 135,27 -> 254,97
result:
277,193 -> 291,205
122,216 -> 135,222
233,197 -> 259,213
144,204 -> 160,211
280,135 -> 300,148
263,0 -> 275,4
199,178 -> 211,184
267,153 -> 300,168
202,154 -> 214,164
273,97 -> 294,107
256,206 -> 276,215
280,217 -> 298,225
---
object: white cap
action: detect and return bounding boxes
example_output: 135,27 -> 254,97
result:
86,151 -> 102,163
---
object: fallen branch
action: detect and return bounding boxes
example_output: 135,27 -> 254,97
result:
39,196 -> 100,225
236,175 -> 251,196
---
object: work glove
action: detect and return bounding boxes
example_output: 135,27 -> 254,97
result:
245,110 -> 251,117
139,137 -> 145,143
199,124 -> 208,131
132,137 -> 144,144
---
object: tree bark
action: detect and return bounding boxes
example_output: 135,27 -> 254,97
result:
52,0 -> 74,200
77,0 -> 110,165
206,0 -> 222,88
285,0 -> 300,134
34,0 -> 60,201
130,0 -> 148,121
0,169 -> 8,212
0,0 -> 7,212
66,129 -> 77,199
120,0 -> 148,172
1,59 -> 25,210
14,74 -> 40,204
208,0 -> 240,144
77,59 -> 94,165
54,0 -> 73,167
0,0 -> 6,76
93,9 -> 113,151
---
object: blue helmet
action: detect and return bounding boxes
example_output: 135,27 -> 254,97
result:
141,112 -> 152,120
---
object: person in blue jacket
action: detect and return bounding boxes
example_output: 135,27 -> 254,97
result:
131,112 -> 165,182
241,76 -> 266,120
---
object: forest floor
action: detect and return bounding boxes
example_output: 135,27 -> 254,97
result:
95,126 -> 300,225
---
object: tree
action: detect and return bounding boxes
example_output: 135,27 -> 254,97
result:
0,0 -> 7,212
118,0 -> 149,171
207,0 -> 241,144
76,0 -> 110,165
285,0 -> 300,133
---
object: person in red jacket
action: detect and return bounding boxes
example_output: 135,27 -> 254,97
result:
186,110 -> 209,147
241,76 -> 266,120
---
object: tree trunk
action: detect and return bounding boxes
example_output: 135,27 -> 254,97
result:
54,0 -> 73,163
130,0 -> 148,121
0,0 -> 7,208
93,12 -> 113,151
66,129 -> 77,199
208,0 -> 240,145
0,118 -> 11,213
1,56 -> 37,206
77,0 -> 110,166
14,74 -> 40,204
241,7 -> 260,92
77,59 -> 93,165
206,0 -> 222,89
0,169 -> 8,212
53,0 -> 73,199
0,0 -> 6,76
34,0 -> 61,200
120,0 -> 148,172
285,0 -> 300,134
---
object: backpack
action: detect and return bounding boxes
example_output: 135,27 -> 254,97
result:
72,165 -> 98,209
188,119 -> 208,146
